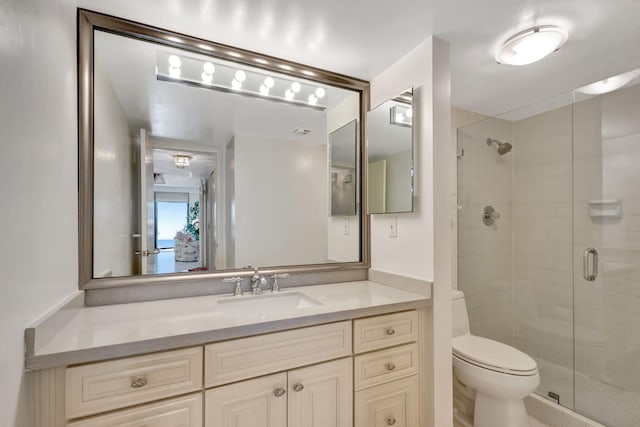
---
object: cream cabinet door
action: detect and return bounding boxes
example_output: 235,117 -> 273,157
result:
205,372 -> 287,427
354,376 -> 419,427
287,358 -> 353,427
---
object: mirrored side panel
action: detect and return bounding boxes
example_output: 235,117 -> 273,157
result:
366,89 -> 413,214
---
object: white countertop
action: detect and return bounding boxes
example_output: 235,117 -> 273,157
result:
26,281 -> 429,370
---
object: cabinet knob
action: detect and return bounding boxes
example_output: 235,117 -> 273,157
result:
386,363 -> 396,371
386,417 -> 397,425
273,387 -> 286,397
130,377 -> 147,388
385,327 -> 396,336
292,383 -> 304,392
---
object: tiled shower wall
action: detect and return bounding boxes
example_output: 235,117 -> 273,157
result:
457,117 -> 514,345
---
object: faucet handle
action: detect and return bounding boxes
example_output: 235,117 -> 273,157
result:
223,277 -> 244,296
271,273 -> 290,293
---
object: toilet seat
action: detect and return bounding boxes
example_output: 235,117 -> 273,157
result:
453,335 -> 537,376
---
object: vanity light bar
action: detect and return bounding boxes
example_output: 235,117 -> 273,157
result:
156,51 -> 328,111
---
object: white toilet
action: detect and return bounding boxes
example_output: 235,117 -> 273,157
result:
452,290 -> 539,427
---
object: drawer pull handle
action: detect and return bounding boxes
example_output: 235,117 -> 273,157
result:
130,377 -> 147,388
385,327 -> 396,336
292,383 -> 304,392
387,417 -> 397,425
386,363 -> 396,371
273,387 -> 286,397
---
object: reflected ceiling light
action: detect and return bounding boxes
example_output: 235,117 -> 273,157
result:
201,62 -> 215,84
228,51 -> 243,58
235,70 -> 247,82
576,69 -> 640,95
285,89 -> 295,100
168,54 -> 182,78
279,64 -> 293,71
254,58 -> 269,65
302,70 -> 316,76
173,154 -> 192,168
390,104 -> 412,127
496,25 -> 568,65
198,44 -> 214,51
156,51 -> 326,110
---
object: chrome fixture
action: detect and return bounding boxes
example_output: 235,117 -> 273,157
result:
271,273 -> 290,293
223,277 -> 244,296
390,104 -> 413,127
583,248 -> 598,281
482,205 -> 501,226
486,138 -> 512,155
245,265 -> 267,294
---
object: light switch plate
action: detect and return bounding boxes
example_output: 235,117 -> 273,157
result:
388,217 -> 397,238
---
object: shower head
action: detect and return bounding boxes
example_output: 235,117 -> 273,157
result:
486,138 -> 513,155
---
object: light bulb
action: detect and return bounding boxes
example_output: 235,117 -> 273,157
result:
232,79 -> 242,90
169,67 -> 181,78
259,85 -> 269,96
264,76 -> 275,88
201,71 -> 213,84
308,94 -> 317,105
285,89 -> 294,100
203,62 -> 215,74
405,108 -> 413,118
315,87 -> 326,98
168,55 -> 181,68
235,70 -> 246,82
291,82 -> 301,93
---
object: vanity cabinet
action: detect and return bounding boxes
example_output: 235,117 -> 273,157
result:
205,358 -> 352,427
353,311 -> 421,427
33,308 -> 425,427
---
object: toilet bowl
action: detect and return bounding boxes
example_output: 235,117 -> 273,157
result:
452,290 -> 539,427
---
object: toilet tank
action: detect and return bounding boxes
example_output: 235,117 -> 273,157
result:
451,289 -> 470,337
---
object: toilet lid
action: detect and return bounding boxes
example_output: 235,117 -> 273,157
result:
453,335 -> 537,375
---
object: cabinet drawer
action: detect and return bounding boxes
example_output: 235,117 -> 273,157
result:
355,376 -> 419,427
354,343 -> 418,390
205,321 -> 351,387
354,310 -> 418,353
66,393 -> 202,427
66,347 -> 203,419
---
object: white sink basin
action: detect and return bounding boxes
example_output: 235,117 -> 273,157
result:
217,292 -> 323,313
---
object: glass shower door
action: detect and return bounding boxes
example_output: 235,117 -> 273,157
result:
573,80 -> 640,427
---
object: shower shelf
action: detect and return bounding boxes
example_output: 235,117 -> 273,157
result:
589,199 -> 622,218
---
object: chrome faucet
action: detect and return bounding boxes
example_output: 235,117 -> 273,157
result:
244,265 -> 267,294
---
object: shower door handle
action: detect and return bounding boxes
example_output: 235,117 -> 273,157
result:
583,248 -> 598,281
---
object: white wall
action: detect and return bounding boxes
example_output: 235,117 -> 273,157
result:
0,1 -> 79,426
369,38 -> 452,427
233,135 -> 328,267
93,58 -> 135,277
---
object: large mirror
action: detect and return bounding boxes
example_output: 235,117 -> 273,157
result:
367,89 -> 414,214
79,10 -> 369,287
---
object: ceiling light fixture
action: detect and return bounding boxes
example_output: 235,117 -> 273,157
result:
173,154 -> 192,168
496,25 -> 568,66
576,69 -> 640,95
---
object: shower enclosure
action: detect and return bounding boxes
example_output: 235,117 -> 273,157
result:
457,74 -> 640,427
